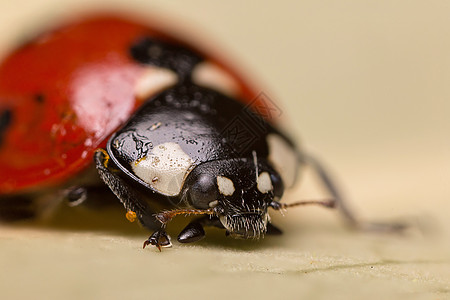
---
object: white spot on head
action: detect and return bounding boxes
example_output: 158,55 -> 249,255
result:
134,66 -> 178,100
257,172 -> 273,194
217,176 -> 235,196
209,200 -> 219,208
131,142 -> 193,196
267,134 -> 299,188
192,62 -> 240,96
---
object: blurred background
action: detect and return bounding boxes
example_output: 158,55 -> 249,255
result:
0,0 -> 449,299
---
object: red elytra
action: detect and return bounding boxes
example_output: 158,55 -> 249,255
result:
0,14 -> 272,195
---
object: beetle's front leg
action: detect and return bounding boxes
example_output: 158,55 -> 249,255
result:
177,216 -> 223,243
144,208 -> 215,250
94,149 -> 159,230
143,229 -> 172,251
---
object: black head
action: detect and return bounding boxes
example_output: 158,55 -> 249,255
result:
182,157 -> 284,239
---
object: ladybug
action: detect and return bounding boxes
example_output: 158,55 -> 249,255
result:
0,14 -> 379,250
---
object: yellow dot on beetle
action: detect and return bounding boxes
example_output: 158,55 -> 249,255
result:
126,211 -> 137,222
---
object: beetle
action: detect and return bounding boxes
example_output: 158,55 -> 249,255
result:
0,14 -> 397,250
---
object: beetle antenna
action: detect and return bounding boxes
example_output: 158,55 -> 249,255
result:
270,199 -> 336,211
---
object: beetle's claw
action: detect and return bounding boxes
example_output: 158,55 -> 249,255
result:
143,230 -> 172,251
142,239 -> 152,250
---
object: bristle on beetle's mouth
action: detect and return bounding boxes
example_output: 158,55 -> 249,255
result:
219,213 -> 269,239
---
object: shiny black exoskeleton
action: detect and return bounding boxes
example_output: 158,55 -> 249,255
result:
94,37 -> 307,249
96,85 -> 298,245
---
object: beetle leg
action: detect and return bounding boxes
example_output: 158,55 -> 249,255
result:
177,216 -> 226,243
143,209 -> 212,250
304,153 -> 408,232
143,230 -> 172,251
94,149 -> 159,230
144,210 -> 216,247
64,186 -> 88,207
177,221 -> 206,243
302,154 -> 358,226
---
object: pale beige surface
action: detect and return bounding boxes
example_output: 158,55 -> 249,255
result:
1,1 -> 449,299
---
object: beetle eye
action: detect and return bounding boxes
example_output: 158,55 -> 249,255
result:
270,173 -> 284,198
188,174 -> 218,209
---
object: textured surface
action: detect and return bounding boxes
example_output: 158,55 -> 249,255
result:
1,1 -> 449,299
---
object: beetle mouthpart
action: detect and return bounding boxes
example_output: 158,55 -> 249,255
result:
219,213 -> 269,239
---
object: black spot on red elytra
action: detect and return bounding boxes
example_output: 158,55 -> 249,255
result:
0,108 -> 12,146
34,93 -> 45,104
